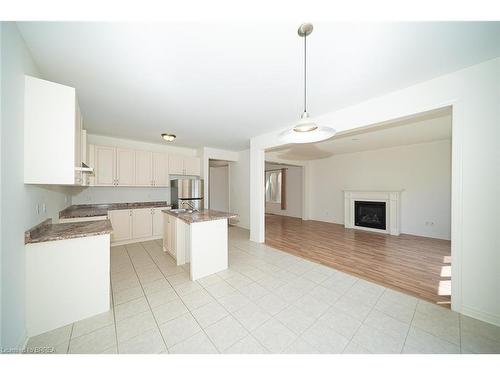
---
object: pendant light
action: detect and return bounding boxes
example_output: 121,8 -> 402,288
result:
279,23 -> 336,144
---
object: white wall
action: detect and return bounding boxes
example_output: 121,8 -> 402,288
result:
250,57 -> 500,325
71,186 -> 170,205
229,149 -> 250,229
309,140 -> 451,240
265,162 -> 303,219
0,23 -> 72,349
209,166 -> 229,212
87,133 -> 198,156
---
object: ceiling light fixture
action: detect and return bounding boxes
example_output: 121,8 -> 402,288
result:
161,133 -> 176,142
279,23 -> 336,144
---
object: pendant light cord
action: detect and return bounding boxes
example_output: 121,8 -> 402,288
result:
304,34 -> 307,114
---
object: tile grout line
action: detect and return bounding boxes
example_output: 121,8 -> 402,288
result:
108,253 -> 120,354
400,298 -> 419,353
65,323 -> 74,354
141,241 -> 224,353
124,242 -> 170,353
191,267 -> 253,353
341,281 -> 386,354
459,313 -> 463,353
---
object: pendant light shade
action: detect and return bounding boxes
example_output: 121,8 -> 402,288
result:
279,23 -> 336,144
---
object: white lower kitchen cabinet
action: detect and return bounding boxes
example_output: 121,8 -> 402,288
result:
152,207 -> 164,237
108,209 -> 132,242
26,234 -> 110,337
163,213 -> 188,265
132,208 -> 153,239
110,207 -> 169,246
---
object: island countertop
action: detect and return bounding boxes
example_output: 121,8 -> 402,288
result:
59,201 -> 171,219
162,209 -> 237,224
25,218 -> 113,244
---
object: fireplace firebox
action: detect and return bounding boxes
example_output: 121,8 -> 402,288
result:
354,201 -> 386,230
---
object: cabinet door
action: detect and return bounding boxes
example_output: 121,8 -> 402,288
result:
132,208 -> 153,239
108,209 -> 132,242
169,217 -> 177,258
95,145 -> 115,186
116,148 -> 135,186
166,214 -> 170,252
152,207 -> 165,236
184,156 -> 201,176
135,150 -> 153,186
168,155 -> 184,175
153,152 -> 169,186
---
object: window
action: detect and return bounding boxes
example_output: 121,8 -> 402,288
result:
265,170 -> 282,203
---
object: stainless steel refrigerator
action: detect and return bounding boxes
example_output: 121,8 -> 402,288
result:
170,178 -> 204,210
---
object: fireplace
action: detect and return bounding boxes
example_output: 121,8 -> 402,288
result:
354,201 -> 386,230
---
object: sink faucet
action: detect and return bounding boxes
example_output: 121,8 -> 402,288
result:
184,201 -> 198,212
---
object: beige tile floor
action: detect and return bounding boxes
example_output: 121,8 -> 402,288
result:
26,226 -> 500,354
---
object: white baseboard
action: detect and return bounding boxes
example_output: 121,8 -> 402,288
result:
461,305 -> 500,327
111,235 -> 162,247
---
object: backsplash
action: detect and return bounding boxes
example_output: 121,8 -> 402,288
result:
71,187 -> 171,205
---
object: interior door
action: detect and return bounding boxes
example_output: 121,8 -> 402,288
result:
108,209 -> 132,242
153,152 -> 169,186
135,150 -> 153,186
168,155 -> 184,175
132,208 -> 153,239
116,148 -> 135,185
94,145 -> 115,186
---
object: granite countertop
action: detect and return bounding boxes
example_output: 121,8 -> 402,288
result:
162,208 -> 238,224
59,201 -> 170,219
25,218 -> 113,244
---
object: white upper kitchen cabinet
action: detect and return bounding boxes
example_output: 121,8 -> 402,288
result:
153,152 -> 169,187
135,150 -> 153,186
94,145 -> 115,186
115,148 -> 135,186
24,75 -> 85,185
168,155 -> 200,176
184,156 -> 201,176
168,155 -> 185,175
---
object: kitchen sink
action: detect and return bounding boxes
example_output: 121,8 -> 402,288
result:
170,208 -> 194,213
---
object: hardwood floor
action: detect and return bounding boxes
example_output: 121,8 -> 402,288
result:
265,214 -> 451,306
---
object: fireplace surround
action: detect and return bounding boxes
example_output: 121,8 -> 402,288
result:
344,190 -> 402,235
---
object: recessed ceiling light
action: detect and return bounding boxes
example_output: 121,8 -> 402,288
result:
161,133 -> 176,142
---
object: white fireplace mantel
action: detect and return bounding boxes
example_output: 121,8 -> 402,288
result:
344,190 -> 403,235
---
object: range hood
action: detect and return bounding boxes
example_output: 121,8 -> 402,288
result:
75,162 -> 94,173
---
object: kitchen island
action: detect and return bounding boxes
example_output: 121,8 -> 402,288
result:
162,209 -> 237,281
24,218 -> 113,336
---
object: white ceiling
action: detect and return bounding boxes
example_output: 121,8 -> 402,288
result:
17,22 -> 500,150
266,109 -> 452,160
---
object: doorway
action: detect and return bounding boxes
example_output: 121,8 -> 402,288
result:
209,159 -> 230,212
